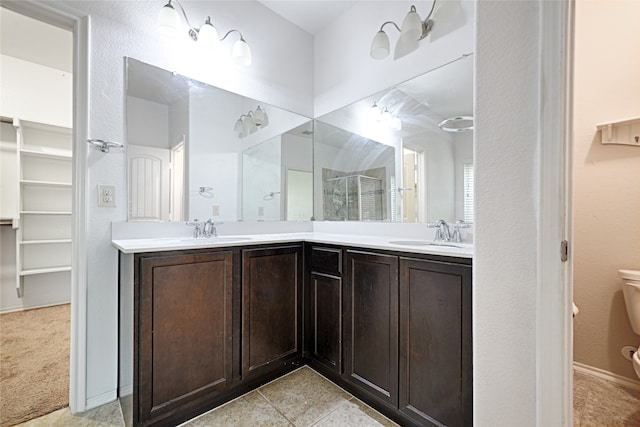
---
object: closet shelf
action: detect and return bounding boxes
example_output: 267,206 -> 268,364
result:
20,147 -> 72,159
596,117 -> 640,146
20,180 -> 72,188
20,239 -> 72,245
19,266 -> 72,276
20,211 -> 72,215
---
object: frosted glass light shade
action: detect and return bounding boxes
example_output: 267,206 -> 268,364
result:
158,3 -> 182,36
232,39 -> 252,66
245,114 -> 257,133
234,118 -> 247,138
370,30 -> 390,59
253,106 -> 266,126
381,108 -> 392,125
368,103 -> 382,121
391,117 -> 402,130
198,18 -> 220,49
401,9 -> 422,42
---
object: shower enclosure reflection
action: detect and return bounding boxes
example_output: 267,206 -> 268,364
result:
314,54 -> 474,223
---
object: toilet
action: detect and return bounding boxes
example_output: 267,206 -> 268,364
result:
619,269 -> 640,379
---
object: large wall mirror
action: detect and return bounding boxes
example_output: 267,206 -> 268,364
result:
314,54 -> 473,223
125,58 -> 313,222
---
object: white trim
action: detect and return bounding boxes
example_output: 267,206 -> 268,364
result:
536,0 -> 574,426
85,389 -> 118,410
0,301 -> 70,315
573,362 -> 640,391
1,0 -> 90,414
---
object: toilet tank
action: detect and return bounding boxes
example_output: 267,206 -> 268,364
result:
619,269 -> 640,334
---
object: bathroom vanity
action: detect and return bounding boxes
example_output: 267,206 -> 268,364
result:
114,233 -> 472,427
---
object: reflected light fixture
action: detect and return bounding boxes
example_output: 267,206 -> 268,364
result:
234,106 -> 269,138
370,2 -> 436,60
368,101 -> 401,131
158,0 -> 252,66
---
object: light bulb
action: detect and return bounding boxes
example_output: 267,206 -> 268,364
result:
158,1 -> 182,37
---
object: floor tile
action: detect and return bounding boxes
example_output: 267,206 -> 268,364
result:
184,390 -> 292,427
258,367 -> 353,426
312,398 -> 399,427
15,401 -> 125,427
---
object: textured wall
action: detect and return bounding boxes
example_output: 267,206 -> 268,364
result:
572,0 -> 640,380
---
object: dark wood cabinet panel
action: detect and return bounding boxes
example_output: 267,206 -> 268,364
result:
310,272 -> 342,372
344,250 -> 399,407
242,245 -> 303,379
399,258 -> 472,427
136,250 -> 233,425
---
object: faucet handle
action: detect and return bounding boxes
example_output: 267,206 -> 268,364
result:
185,219 -> 202,238
452,220 -> 471,243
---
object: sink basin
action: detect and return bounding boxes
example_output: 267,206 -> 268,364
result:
388,240 -> 464,248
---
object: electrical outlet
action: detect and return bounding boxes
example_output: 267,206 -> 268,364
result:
258,206 -> 264,216
98,185 -> 116,207
212,205 -> 220,216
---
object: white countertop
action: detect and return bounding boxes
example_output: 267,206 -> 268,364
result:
111,232 -> 473,259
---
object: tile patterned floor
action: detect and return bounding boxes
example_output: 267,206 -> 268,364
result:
12,367 -> 640,427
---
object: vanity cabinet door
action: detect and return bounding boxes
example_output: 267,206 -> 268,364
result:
136,250 -> 234,426
399,257 -> 472,427
309,246 -> 343,373
344,250 -> 399,408
242,245 -> 303,380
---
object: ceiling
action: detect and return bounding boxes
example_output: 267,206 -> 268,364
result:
0,7 -> 72,72
257,1 -> 357,35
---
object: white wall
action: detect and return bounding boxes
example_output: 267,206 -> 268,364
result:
572,0 -> 640,380
126,97 -> 169,149
45,0 -> 314,408
242,136 -> 282,221
314,1 -> 475,116
0,54 -> 72,128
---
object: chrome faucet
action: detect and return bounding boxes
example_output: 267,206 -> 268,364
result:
427,219 -> 451,242
203,219 -> 224,238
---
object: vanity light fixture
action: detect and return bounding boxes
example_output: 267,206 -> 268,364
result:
158,0 -> 252,66
234,106 -> 269,138
370,2 -> 436,60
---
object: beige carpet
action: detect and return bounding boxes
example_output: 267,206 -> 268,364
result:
0,304 -> 70,427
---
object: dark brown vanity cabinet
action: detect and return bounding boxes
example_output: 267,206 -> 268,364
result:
135,250 -> 234,426
399,257 -> 472,427
308,246 -> 343,373
241,245 -> 303,380
338,248 -> 472,427
344,250 -> 399,407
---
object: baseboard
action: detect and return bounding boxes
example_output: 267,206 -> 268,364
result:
0,301 -> 71,314
573,361 -> 640,390
119,384 -> 133,396
85,390 -> 117,411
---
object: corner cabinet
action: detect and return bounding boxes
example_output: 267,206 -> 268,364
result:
242,245 -> 303,380
308,245 -> 472,427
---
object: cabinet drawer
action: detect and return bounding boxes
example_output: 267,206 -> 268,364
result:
311,247 -> 342,276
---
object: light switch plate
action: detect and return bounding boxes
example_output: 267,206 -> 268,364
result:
98,185 -> 116,207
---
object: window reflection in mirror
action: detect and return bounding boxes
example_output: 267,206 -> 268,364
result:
125,57 -> 313,222
313,54 -> 473,224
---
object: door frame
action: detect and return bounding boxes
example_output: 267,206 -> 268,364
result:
1,0 -> 90,413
